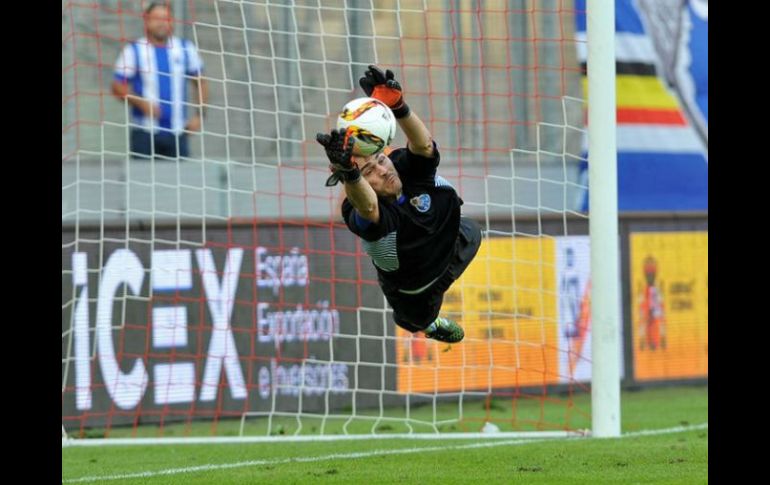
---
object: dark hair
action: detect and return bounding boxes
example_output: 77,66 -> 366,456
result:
144,2 -> 170,16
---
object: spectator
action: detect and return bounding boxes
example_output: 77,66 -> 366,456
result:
111,2 -> 208,159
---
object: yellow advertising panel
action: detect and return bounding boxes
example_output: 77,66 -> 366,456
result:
396,237 -> 559,393
630,231 -> 708,381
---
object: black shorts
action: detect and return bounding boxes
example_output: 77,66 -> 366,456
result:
130,129 -> 189,160
380,217 -> 483,332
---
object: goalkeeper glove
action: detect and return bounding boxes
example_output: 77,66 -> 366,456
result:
316,128 -> 361,187
359,65 -> 410,119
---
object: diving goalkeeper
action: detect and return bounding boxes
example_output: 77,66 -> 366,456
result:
317,65 -> 482,343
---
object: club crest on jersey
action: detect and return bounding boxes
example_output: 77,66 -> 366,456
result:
410,194 -> 431,213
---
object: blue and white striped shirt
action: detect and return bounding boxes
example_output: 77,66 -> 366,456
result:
114,36 -> 204,134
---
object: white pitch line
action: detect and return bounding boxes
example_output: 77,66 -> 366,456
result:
622,422 -> 708,437
61,430 -> 581,446
62,423 -> 707,484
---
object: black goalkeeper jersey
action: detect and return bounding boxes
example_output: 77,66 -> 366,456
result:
341,142 -> 463,291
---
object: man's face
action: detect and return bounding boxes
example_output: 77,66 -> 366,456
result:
145,6 -> 173,42
643,257 -> 657,285
354,151 -> 402,199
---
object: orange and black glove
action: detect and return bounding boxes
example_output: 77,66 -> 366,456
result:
316,128 -> 360,187
359,65 -> 410,119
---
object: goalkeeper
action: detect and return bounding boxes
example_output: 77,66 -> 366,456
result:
316,65 -> 482,343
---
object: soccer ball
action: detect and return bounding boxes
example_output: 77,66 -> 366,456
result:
336,97 -> 396,156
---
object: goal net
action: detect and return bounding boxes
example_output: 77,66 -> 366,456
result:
62,0 -> 592,443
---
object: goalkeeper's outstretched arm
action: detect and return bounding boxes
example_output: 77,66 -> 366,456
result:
359,65 -> 433,158
317,128 -> 380,223
344,176 -> 380,223
398,111 -> 433,158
